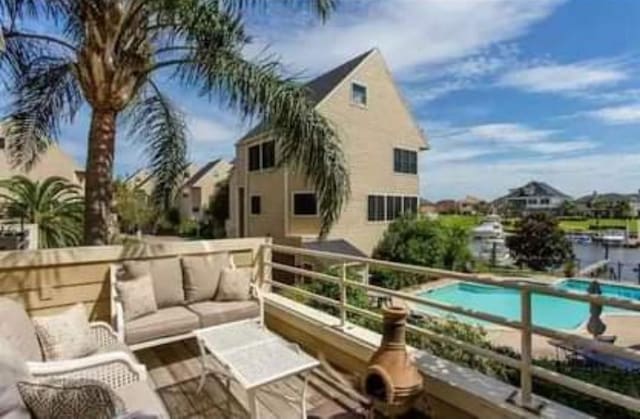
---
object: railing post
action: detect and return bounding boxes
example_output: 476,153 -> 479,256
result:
340,262 -> 347,329
520,288 -> 533,408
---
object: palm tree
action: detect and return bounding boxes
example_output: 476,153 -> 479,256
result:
0,176 -> 84,248
0,0 -> 349,245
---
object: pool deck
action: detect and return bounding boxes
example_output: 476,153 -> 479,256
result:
397,277 -> 640,360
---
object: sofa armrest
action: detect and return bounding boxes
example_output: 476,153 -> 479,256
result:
89,321 -> 119,347
27,351 -> 147,389
250,282 -> 265,327
109,263 -> 126,342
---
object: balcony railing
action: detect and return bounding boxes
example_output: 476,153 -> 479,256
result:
260,243 -> 640,414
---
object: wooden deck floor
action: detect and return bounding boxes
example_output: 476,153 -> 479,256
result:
135,340 -> 368,419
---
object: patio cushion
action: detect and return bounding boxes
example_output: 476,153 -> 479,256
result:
114,381 -> 169,418
116,274 -> 158,321
181,253 -> 228,303
122,258 -> 185,308
0,297 -> 42,362
0,337 -> 30,419
125,307 -> 199,345
188,301 -> 260,328
215,267 -> 253,302
33,304 -> 97,361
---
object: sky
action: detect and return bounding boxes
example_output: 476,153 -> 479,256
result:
23,0 -> 640,201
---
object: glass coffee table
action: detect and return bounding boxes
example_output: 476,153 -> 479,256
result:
194,319 -> 320,418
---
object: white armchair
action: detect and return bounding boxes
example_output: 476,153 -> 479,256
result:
27,322 -> 147,389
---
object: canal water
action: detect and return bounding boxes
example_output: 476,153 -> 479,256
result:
572,243 -> 640,284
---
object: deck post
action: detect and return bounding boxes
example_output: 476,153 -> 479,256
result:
520,288 -> 533,407
340,262 -> 347,329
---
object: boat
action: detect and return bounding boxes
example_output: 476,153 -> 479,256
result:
470,214 -> 512,266
566,233 -> 592,245
600,230 -> 626,246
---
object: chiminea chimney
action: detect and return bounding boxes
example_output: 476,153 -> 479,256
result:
363,306 -> 423,416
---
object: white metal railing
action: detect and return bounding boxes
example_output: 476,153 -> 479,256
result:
261,243 -> 640,414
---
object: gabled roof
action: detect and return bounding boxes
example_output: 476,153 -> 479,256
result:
503,181 -> 571,200
303,239 -> 367,258
184,159 -> 221,187
238,49 -> 376,143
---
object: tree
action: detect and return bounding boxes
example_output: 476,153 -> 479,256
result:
113,180 -> 157,234
506,213 -> 573,271
202,179 -> 229,238
560,200 -> 577,217
372,216 -> 472,288
0,175 -> 83,248
1,0 -> 349,245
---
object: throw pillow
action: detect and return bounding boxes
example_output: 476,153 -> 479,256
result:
116,274 -> 158,321
17,378 -> 124,419
32,304 -> 96,361
181,253 -> 229,303
121,258 -> 185,308
0,337 -> 30,419
215,267 -> 253,301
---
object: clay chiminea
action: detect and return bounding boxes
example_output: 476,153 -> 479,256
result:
363,306 -> 423,417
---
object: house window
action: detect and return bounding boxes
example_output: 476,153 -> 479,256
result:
248,144 -> 261,171
540,198 -> 550,205
351,82 -> 367,106
293,193 -> 317,216
403,196 -> 418,214
261,141 -> 275,169
367,195 -> 386,221
248,140 -> 276,171
386,196 -> 403,220
192,206 -> 200,213
250,195 -> 261,215
527,199 -> 538,205
393,148 -> 417,174
0,137 -> 5,150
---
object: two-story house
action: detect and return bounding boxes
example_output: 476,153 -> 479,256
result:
496,181 -> 571,215
227,49 -> 427,256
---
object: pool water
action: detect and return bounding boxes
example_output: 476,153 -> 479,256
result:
417,279 -> 639,330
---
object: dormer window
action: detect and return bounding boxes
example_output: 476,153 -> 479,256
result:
351,82 -> 367,107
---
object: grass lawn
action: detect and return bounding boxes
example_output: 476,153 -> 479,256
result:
437,214 -> 483,229
558,218 -> 639,233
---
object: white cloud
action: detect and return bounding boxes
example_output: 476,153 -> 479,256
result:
498,61 -> 627,93
526,140 -> 595,154
586,103 -> 640,125
188,116 -> 245,144
467,123 -> 556,143
252,0 -> 564,75
422,151 -> 640,200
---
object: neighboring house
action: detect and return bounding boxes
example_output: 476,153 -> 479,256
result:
178,159 -> 232,222
457,195 -> 483,215
495,181 -> 571,215
576,191 -> 640,218
125,161 -> 231,222
434,200 -> 457,214
227,49 -> 427,256
419,199 -> 436,214
0,126 -> 85,187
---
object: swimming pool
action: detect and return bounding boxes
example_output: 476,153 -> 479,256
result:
416,279 -> 640,330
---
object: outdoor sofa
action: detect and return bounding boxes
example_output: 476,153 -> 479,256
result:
0,297 -> 168,418
110,251 -> 264,351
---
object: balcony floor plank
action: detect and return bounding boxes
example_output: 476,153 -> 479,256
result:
135,339 -> 366,419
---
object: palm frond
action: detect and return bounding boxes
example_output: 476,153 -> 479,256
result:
123,81 -> 188,210
0,175 -> 83,248
221,0 -> 337,21
3,57 -> 82,170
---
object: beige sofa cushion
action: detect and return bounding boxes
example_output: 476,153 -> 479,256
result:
188,301 -> 260,328
116,274 -> 158,321
114,381 -> 169,418
33,304 -> 96,361
215,268 -> 253,302
0,337 -> 30,419
122,258 -> 185,308
181,253 -> 228,303
125,307 -> 199,345
0,298 -> 42,362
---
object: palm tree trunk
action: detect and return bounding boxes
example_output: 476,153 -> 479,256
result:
83,109 -> 117,245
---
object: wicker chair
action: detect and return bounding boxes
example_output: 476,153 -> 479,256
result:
26,321 -> 148,389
